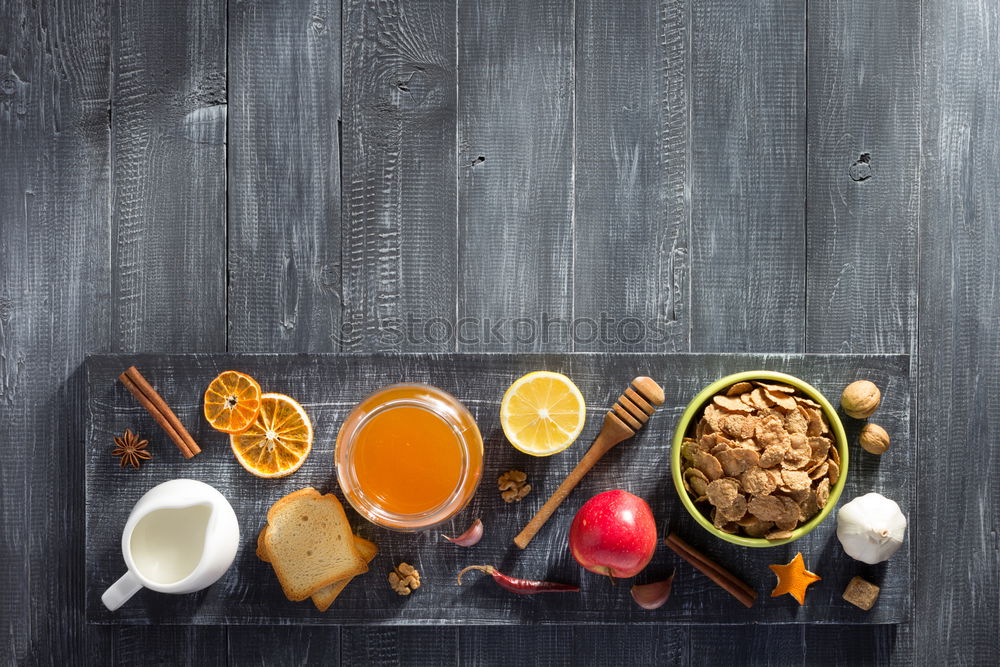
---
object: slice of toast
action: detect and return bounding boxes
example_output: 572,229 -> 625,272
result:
262,487 -> 369,601
256,527 -> 377,611
256,524 -> 271,562
310,536 -> 378,611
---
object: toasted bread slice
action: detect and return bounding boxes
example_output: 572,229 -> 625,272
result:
256,524 -> 271,562
257,527 -> 377,611
311,536 -> 378,611
262,487 -> 368,601
256,527 -> 370,565
255,492 -> 316,564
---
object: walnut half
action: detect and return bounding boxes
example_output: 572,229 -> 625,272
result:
389,562 -> 421,596
498,469 -> 531,503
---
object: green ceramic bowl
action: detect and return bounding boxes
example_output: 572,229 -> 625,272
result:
671,370 -> 849,548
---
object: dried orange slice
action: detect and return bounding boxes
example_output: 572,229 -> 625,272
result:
230,393 -> 313,478
204,371 -> 263,433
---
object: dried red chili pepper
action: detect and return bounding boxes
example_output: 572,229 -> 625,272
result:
456,565 -> 580,594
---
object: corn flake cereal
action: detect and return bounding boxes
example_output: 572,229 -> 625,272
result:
679,380 -> 839,539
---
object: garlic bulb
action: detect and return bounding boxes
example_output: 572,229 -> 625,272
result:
836,493 -> 906,564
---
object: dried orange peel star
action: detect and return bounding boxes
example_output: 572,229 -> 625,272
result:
768,552 -> 821,605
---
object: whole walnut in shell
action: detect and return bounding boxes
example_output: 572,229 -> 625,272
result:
859,423 -> 890,455
841,380 -> 881,419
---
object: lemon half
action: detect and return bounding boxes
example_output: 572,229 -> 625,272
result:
500,371 -> 586,456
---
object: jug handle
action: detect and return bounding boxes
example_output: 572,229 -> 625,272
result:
102,570 -> 143,611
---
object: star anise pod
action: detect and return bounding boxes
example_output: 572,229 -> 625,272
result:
112,428 -> 152,469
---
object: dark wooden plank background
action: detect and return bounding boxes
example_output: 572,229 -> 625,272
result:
1,0 -> 997,663
85,353 -> 911,626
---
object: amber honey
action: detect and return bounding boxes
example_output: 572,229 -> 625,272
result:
336,384 -> 483,531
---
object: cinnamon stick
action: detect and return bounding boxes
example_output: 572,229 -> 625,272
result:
666,533 -> 756,606
119,366 -> 200,458
665,532 -> 757,608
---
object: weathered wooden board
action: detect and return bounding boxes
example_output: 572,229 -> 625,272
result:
458,625 -> 689,665
228,0 -> 343,353
917,0 -> 1000,663
689,0 -> 806,352
688,624 -> 901,665
0,0 -> 111,661
341,0 -> 458,353
340,625 -> 683,667
86,353 -> 910,625
455,0 -> 575,353
573,0 -> 689,353
797,1 -> 922,660
110,0 -> 227,353
804,0 -> 919,356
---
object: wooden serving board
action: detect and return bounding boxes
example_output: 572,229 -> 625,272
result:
85,353 -> 911,625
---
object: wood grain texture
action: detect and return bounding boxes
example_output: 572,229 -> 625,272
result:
110,626 -> 228,666
0,0 -> 110,661
341,627 -> 456,665
228,0 -> 343,353
917,0 -> 1000,664
689,0 -> 807,352
227,626 -> 340,664
456,0 -> 575,353
85,353 -> 910,625
689,625 -> 899,666
799,2 -> 921,662
341,0 -> 457,353
460,625 -> 687,666
109,0 -> 227,353
804,0 -> 919,354
572,0 -> 689,353
801,625 -> 900,666
688,626 -> 807,666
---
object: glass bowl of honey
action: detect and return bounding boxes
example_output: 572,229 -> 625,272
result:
335,383 -> 484,531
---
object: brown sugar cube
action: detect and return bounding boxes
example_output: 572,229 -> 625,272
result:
843,576 -> 880,611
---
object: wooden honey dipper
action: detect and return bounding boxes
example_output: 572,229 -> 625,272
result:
513,376 -> 665,549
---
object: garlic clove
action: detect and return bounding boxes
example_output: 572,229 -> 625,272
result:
441,518 -> 484,547
630,571 -> 675,610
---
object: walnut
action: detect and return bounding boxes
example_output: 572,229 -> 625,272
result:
388,562 -> 421,596
840,380 -> 881,419
498,469 -> 531,503
859,423 -> 890,455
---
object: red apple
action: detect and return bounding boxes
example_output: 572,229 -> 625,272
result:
569,489 -> 657,579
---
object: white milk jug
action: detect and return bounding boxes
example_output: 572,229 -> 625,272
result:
101,479 -> 240,611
